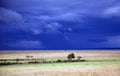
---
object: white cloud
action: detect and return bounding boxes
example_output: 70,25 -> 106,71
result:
54,13 -> 82,22
22,21 -> 63,35
0,7 -> 23,25
37,12 -> 83,22
103,6 -> 120,17
43,22 -> 63,34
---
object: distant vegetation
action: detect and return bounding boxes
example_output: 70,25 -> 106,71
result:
0,53 -> 120,66
0,53 -> 86,65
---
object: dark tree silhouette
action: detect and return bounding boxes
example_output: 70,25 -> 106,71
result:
67,53 -> 75,61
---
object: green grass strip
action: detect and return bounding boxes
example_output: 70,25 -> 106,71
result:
0,61 -> 120,69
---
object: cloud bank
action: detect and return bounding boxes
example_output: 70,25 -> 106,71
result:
0,7 -> 23,25
0,0 -> 120,49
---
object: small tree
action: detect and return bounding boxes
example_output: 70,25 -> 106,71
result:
67,53 -> 75,61
77,56 -> 82,61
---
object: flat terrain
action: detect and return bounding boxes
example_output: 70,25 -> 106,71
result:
0,50 -> 120,76
0,50 -> 120,59
0,65 -> 120,76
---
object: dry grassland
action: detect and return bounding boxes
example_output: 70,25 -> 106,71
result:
0,50 -> 120,59
0,50 -> 120,76
0,65 -> 120,76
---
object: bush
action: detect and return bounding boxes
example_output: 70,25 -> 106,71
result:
28,61 -> 40,64
80,59 -> 85,62
56,59 -> 62,62
67,53 -> 75,61
63,60 -> 68,63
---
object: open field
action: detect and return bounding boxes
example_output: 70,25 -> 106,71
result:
0,50 -> 120,59
0,50 -> 120,76
0,65 -> 120,76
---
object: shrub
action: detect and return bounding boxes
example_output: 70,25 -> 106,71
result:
67,53 -> 75,61
28,61 -> 40,64
80,59 -> 85,62
57,59 -> 62,62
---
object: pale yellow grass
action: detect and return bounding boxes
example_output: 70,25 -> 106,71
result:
0,65 -> 120,76
0,50 -> 120,76
0,50 -> 120,59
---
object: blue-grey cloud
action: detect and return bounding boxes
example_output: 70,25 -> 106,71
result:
0,7 -> 23,25
1,0 -> 120,49
3,40 -> 44,49
21,21 -> 63,35
102,35 -> 120,47
103,5 -> 120,17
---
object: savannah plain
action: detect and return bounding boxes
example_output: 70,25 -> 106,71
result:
0,50 -> 120,76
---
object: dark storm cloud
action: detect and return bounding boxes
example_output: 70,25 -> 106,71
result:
0,0 -> 120,49
0,7 -> 23,25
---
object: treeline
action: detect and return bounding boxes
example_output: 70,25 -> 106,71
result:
0,58 -> 43,61
0,53 -> 85,65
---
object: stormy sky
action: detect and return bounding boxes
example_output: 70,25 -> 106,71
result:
0,0 -> 120,50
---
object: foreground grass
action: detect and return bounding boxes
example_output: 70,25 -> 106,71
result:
43,57 -> 120,61
86,58 -> 120,61
0,61 -> 120,69
1,58 -> 120,63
